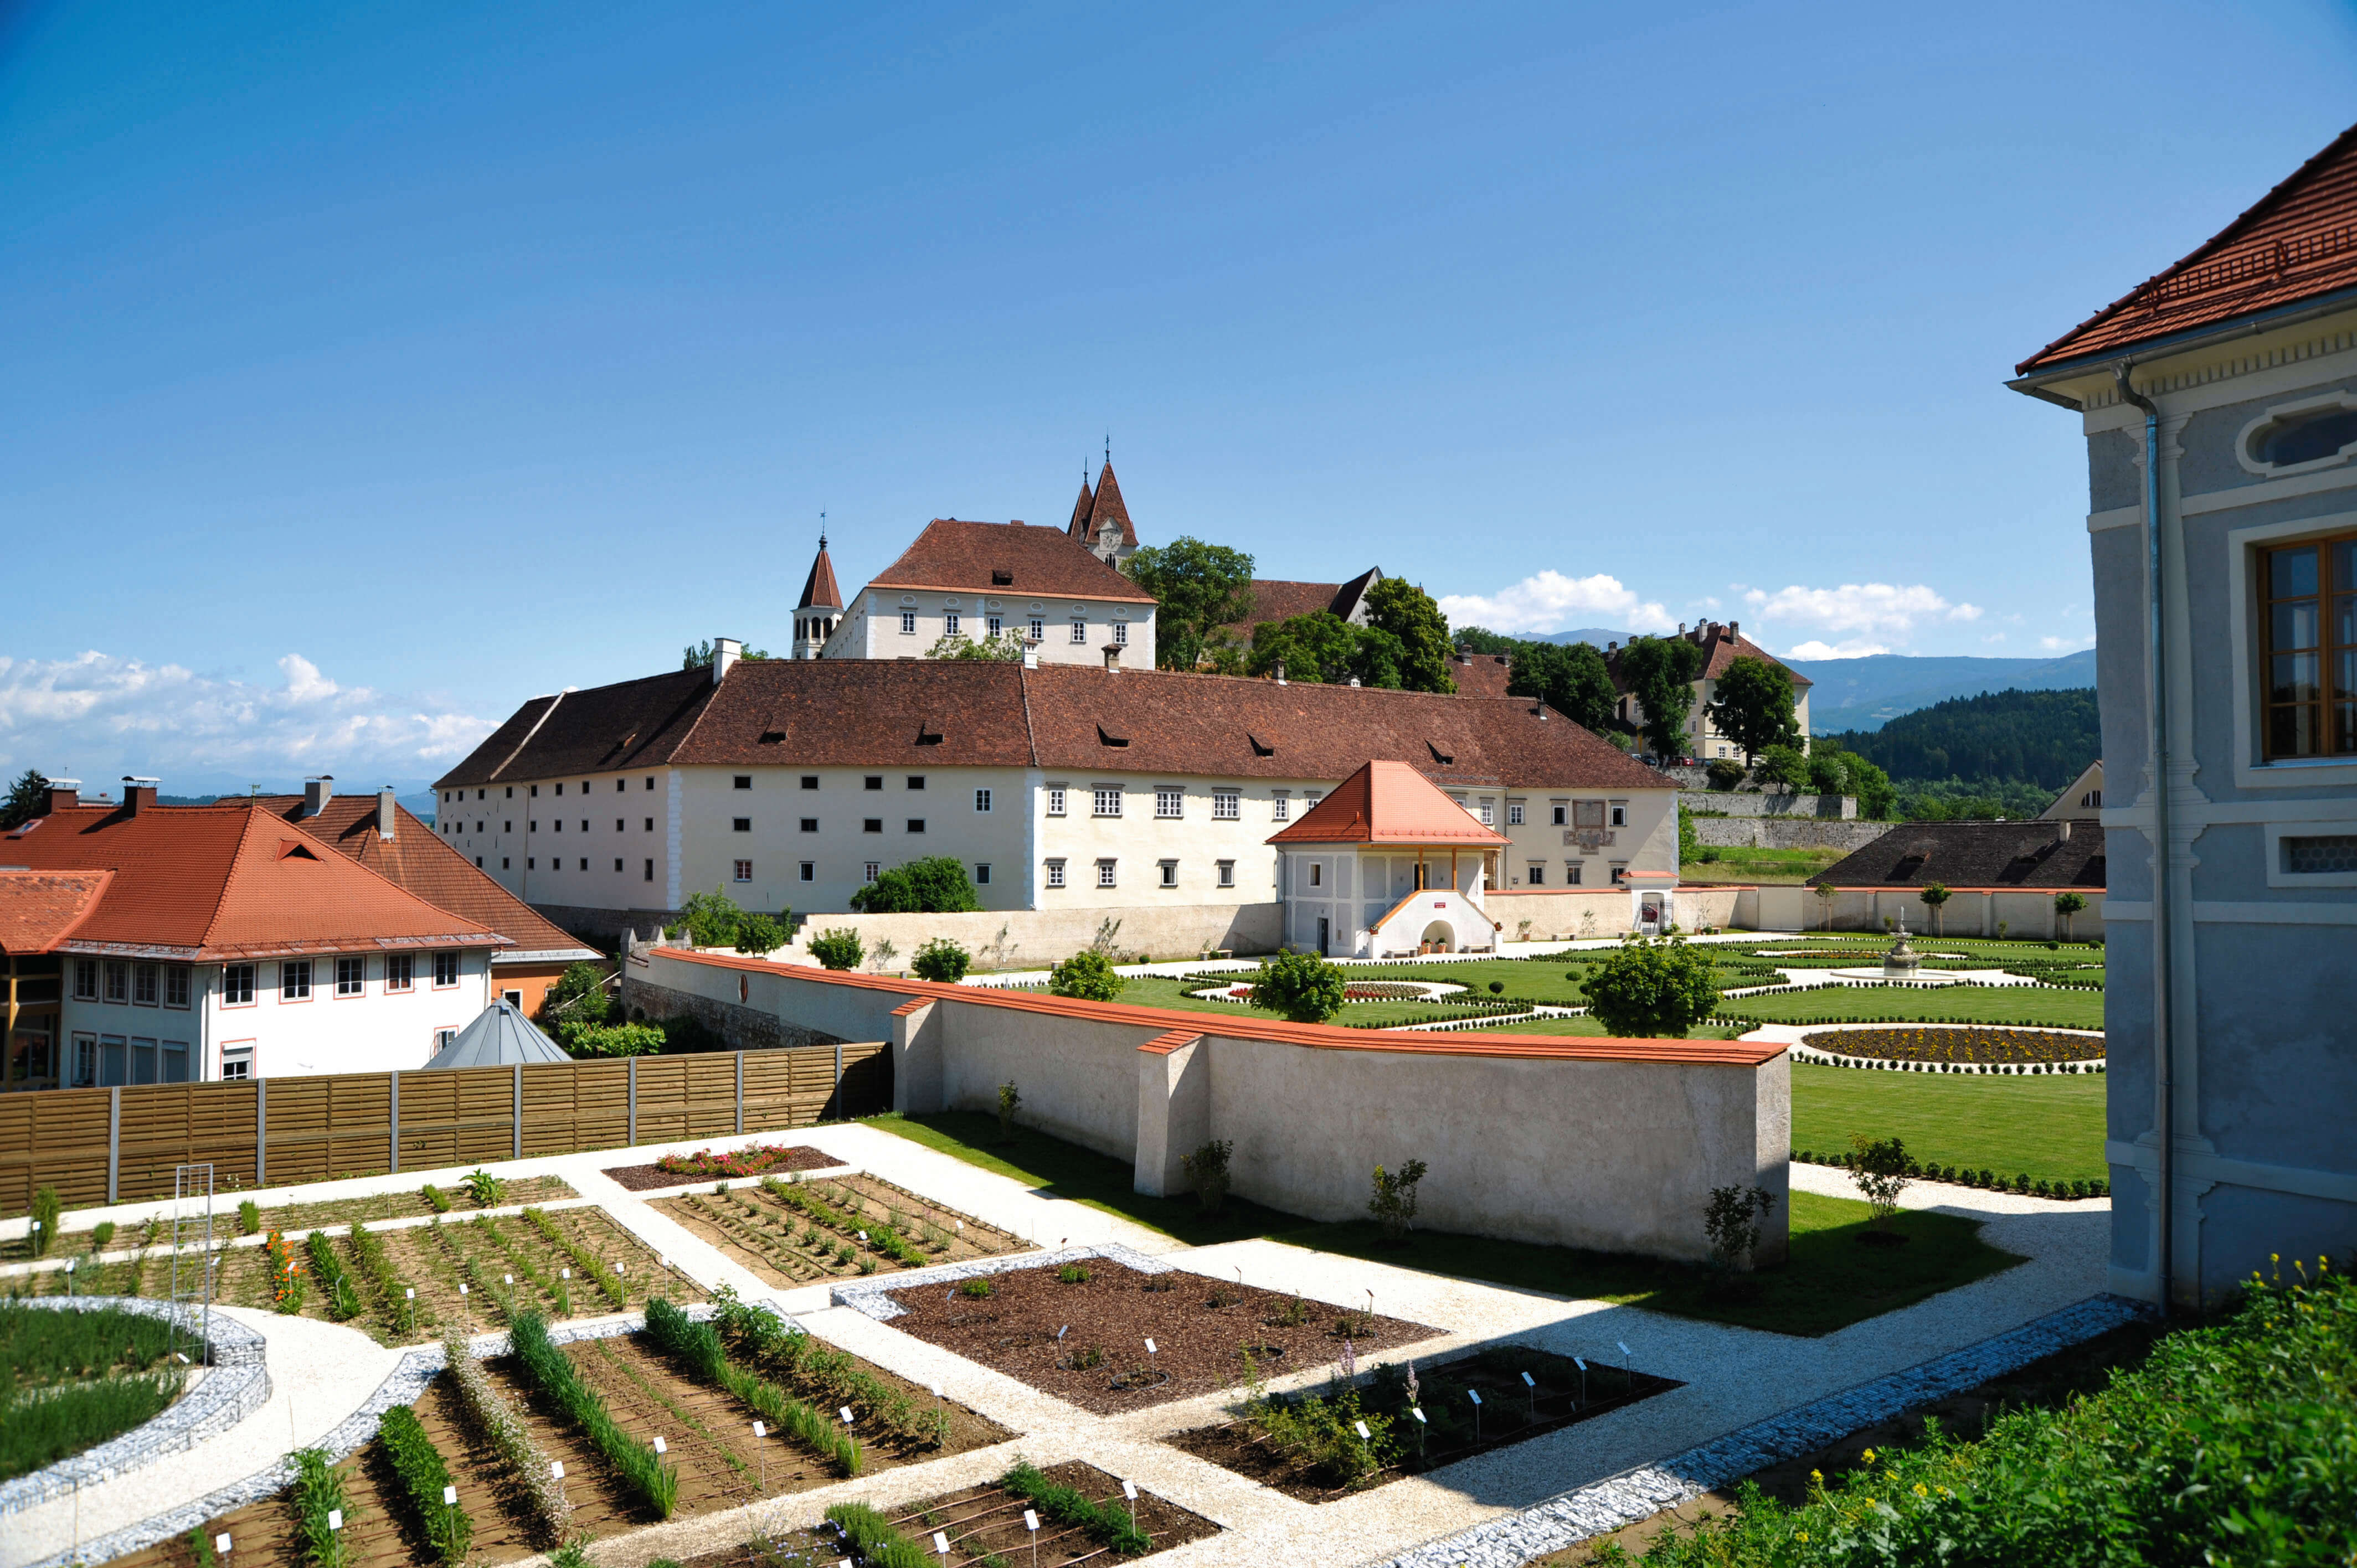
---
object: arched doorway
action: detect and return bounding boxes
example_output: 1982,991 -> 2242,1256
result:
1420,921 -> 1455,953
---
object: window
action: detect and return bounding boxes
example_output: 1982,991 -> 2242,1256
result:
1528,863 -> 1546,886
554,819 -> 563,832
986,615 -> 1002,637
72,959 -> 97,1001
336,957 -> 366,997
2081,790 -> 2102,809
531,785 -> 539,797
223,964 -> 255,1005
506,821 -> 514,832
1610,863 -> 1629,884
2260,534 -> 2357,759
1093,786 -> 1122,817
734,776 -> 753,790
975,862 -> 991,885
1028,616 -> 1044,641
503,858 -> 511,870
1217,859 -> 1235,888
1096,858 -> 1118,888
646,777 -> 656,790
2283,833 -> 2357,874
1609,801 -> 1628,828
1309,862 -> 1322,886
801,776 -> 819,790
1552,803 -> 1568,827
501,989 -> 522,1008
220,1043 -> 252,1081
974,787 -> 992,813
528,858 -> 536,869
282,961 -> 312,1001
1565,860 -> 1583,885
645,859 -> 655,881
615,858 -> 624,871
1477,800 -> 1494,826
800,861 -> 815,881
104,961 -> 129,1004
1213,789 -> 1238,820
434,952 -> 459,987
864,818 -> 883,833
1113,621 -> 1128,646
2246,399 -> 2357,472
433,1029 -> 457,1054
1070,617 -> 1088,643
616,778 -> 626,792
1272,792 -> 1290,822
578,857 -> 588,870
944,611 -> 961,638
554,783 -> 562,795
164,965 -> 190,1008
1045,858 -> 1066,888
1047,786 -> 1067,816
900,610 -> 918,635
387,955 -> 414,992
800,817 -> 819,832
1155,786 -> 1183,819
864,861 -> 880,881
615,818 -> 624,832
733,817 -> 752,832
1159,860 -> 1178,888
531,821 -> 538,832
734,859 -> 753,881
864,776 -> 883,791
906,818 -> 925,834
906,775 -> 925,790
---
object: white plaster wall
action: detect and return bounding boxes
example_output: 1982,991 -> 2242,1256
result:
780,903 -> 1283,970
827,590 -> 1155,667
440,770 -> 672,912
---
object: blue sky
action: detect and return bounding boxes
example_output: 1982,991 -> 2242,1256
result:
3,1 -> 2353,788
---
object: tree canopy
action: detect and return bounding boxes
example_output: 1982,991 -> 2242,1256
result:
1362,578 -> 1458,693
1126,537 -> 1256,673
1,769 -> 48,832
1617,635 -> 1706,760
681,639 -> 771,669
849,855 -> 981,914
1821,688 -> 2098,790
1578,936 -> 1722,1037
1508,641 -> 1620,733
1706,655 -> 1800,762
1245,610 -> 1408,688
928,630 -> 1026,661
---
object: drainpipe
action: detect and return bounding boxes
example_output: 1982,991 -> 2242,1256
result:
2115,362 -> 2173,1317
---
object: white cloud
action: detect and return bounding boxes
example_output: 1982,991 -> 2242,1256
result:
1782,639 -> 1890,661
1742,582 -> 1983,638
0,651 -> 493,786
2039,634 -> 2095,652
1438,571 -> 1672,635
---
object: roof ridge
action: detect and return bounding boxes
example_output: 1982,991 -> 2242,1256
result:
487,690 -> 567,782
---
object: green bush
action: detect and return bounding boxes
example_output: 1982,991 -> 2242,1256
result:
1579,936 -> 1722,1037
734,912 -> 786,955
28,1185 -> 59,1258
910,937 -> 971,982
671,887 -> 747,947
462,1168 -> 506,1207
377,1404 -> 473,1566
1368,1159 -> 1428,1242
419,1185 -> 449,1215
1705,757 -> 1747,791
557,1020 -> 666,1058
850,855 -> 981,914
1180,1138 -> 1233,1214
537,962 -> 612,1028
90,1220 -> 116,1252
1049,947 -> 1123,1000
1249,951 -> 1349,1023
1620,1266 -> 2357,1566
238,1199 -> 263,1235
807,927 -> 864,971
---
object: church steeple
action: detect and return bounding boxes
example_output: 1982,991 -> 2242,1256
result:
1081,458 -> 1136,570
792,530 -> 843,659
1066,471 -> 1095,541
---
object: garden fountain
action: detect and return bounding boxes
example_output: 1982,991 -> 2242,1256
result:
1881,911 -> 1924,981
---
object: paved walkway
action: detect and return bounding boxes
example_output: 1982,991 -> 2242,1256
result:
17,1121 -> 2107,1568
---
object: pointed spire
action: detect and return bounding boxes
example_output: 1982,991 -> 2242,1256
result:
795,530 -> 842,612
1087,456 -> 1131,545
1067,471 -> 1095,540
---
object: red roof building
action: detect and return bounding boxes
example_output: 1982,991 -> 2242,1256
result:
819,517 -> 1156,668
1604,621 -> 1812,763
1267,761 -> 1511,958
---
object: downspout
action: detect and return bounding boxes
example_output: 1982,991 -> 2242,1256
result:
2114,362 -> 2173,1316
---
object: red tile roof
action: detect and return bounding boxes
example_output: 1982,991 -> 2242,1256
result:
1606,623 -> 1810,690
2019,121 -> 2357,372
1269,761 -> 1512,846
1445,649 -> 1516,698
243,796 -> 597,960
796,540 -> 842,612
0,870 -> 111,955
1222,570 -> 1382,642
1075,460 -> 1133,552
868,518 -> 1153,602
665,947 -> 1789,1066
0,803 -> 507,960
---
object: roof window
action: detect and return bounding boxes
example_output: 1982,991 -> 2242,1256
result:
1098,724 -> 1130,748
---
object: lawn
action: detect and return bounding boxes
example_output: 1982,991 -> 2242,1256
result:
1791,1066 -> 2108,1184
862,1113 -> 2024,1337
1685,845 -> 1848,885
1721,983 -> 2106,1029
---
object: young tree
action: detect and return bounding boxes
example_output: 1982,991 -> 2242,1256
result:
671,888 -> 745,947
537,962 -> 613,1027
1048,948 -> 1123,1001
806,928 -> 864,970
1127,538 -> 1257,672
734,913 -> 785,955
680,639 -> 770,669
1,768 -> 48,831
1848,1135 -> 1913,1234
1247,951 -> 1350,1024
2054,891 -> 2087,940
850,856 -> 981,914
1918,881 -> 1951,937
1362,578 -> 1458,694
1705,656 -> 1800,764
927,630 -> 1026,661
910,937 -> 971,982
1813,880 -> 1839,932
1754,743 -> 1810,790
1617,636 -> 1705,761
1578,936 -> 1722,1036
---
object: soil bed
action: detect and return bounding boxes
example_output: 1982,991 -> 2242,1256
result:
672,1459 -> 1218,1567
1169,1346 -> 1680,1503
1803,1025 -> 2104,1066
604,1144 -> 845,1190
655,1172 -> 1025,1288
0,1175 -> 579,1263
880,1258 -> 1443,1414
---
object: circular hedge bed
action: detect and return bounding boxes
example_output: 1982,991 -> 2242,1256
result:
1342,981 -> 1438,1000
1802,1025 -> 2104,1066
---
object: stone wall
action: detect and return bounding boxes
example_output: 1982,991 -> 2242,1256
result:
1681,791 -> 1856,819
623,974 -> 847,1051
1692,817 -> 1892,852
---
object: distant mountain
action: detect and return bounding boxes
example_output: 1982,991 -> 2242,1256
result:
1536,627 -> 1636,648
1787,648 -> 2098,731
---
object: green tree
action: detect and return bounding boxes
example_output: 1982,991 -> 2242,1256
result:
1578,936 -> 1721,1037
538,962 -> 613,1027
910,937 -> 971,982
1754,743 -> 1809,790
1705,656 -> 1800,764
1505,641 -> 1620,733
1048,948 -> 1124,1001
1,768 -> 48,831
927,630 -> 1026,661
1815,741 -> 1895,818
1813,880 -> 1838,931
1819,687 -> 2099,790
1362,578 -> 1458,693
680,639 -> 771,669
1918,881 -> 1951,937
1617,636 -> 1705,761
2054,891 -> 2087,939
734,913 -> 785,955
1247,951 -> 1350,1024
850,856 -> 981,914
1127,538 -> 1257,672
806,928 -> 864,970
1246,611 -> 1408,688
672,888 -> 744,947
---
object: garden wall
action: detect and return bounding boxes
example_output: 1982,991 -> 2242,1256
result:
1691,817 -> 1892,852
766,901 -> 1285,971
1736,884 -> 2108,938
1485,885 -> 1742,939
1678,790 -> 1857,819
641,950 -> 1791,1264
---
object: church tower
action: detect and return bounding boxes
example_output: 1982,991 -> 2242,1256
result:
792,533 -> 843,659
1066,458 -> 1139,571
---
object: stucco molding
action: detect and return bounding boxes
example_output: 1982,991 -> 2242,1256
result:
2108,1139 -> 2357,1205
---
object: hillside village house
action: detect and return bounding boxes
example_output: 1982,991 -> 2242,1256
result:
1606,620 -> 1813,761
815,516 -> 1157,665
2008,119 -> 2357,1306
0,781 -> 503,1088
434,654 -> 1681,946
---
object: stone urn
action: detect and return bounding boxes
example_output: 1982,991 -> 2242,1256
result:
1882,913 -> 1923,981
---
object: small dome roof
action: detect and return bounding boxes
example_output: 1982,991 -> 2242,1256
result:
421,998 -> 572,1070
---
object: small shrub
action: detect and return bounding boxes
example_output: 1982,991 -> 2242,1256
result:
1180,1138 -> 1234,1215
1488,980 -> 1505,995
291,1447 -> 356,1568
462,1168 -> 506,1208
1057,1262 -> 1090,1285
419,1185 -> 450,1215
1048,947 -> 1123,1001
996,1080 -> 1022,1142
1247,951 -> 1349,1024
238,1199 -> 263,1235
1703,1184 -> 1777,1275
28,1185 -> 59,1258
558,1021 -> 665,1058
1849,1136 -> 1912,1232
959,1276 -> 995,1299
1579,936 -> 1721,1037
377,1404 -> 473,1566
1368,1159 -> 1429,1243
90,1220 -> 116,1253
807,927 -> 864,971
734,912 -> 785,956
910,937 -> 971,983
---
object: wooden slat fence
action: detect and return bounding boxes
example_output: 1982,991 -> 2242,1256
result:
0,1041 -> 889,1214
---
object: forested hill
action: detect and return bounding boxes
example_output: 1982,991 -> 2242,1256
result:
1821,688 -> 2099,789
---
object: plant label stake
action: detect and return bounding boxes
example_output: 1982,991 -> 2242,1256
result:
561,1268 -> 570,1280
652,1436 -> 666,1454
615,1261 -> 625,1273
1354,1419 -> 1371,1440
1468,1387 -> 1482,1443
1409,1405 -> 1426,1457
215,1534 -> 231,1557
1574,1356 -> 1588,1408
840,1406 -> 854,1424
326,1510 -> 342,1533
1122,1478 -> 1138,1528
1145,1338 -> 1157,1354
442,1484 -> 457,1507
1618,1340 -> 1632,1392
1522,1368 -> 1536,1421
933,1530 -> 951,1557
752,1420 -> 766,1490
1026,1507 -> 1041,1568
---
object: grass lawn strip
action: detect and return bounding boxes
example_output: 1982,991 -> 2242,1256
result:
1789,1069 -> 2108,1187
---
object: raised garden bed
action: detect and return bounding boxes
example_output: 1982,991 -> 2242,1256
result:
0,1175 -> 579,1263
878,1258 -> 1442,1414
608,1142 -> 847,1188
1801,1026 -> 2104,1067
671,1458 -> 1219,1566
1169,1345 -> 1680,1502
0,1302 -> 186,1482
655,1172 -> 1024,1287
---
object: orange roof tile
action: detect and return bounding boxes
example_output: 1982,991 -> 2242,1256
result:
1269,761 -> 1511,846
867,518 -> 1153,602
0,870 -> 111,955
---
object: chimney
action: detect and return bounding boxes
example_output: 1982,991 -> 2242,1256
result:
1274,659 -> 1288,686
378,785 -> 399,841
302,775 -> 334,818
1607,640 -> 1618,652
43,778 -> 80,814
1347,674 -> 1361,688
712,637 -> 743,684
1103,644 -> 1122,674
1728,619 -> 1740,636
122,776 -> 160,815
2055,819 -> 2073,842
1678,622 -> 1686,634
1021,648 -> 1039,670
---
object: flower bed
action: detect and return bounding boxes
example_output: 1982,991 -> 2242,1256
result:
652,1143 -> 847,1181
1800,1026 -> 2103,1067
1341,982 -> 1434,1000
